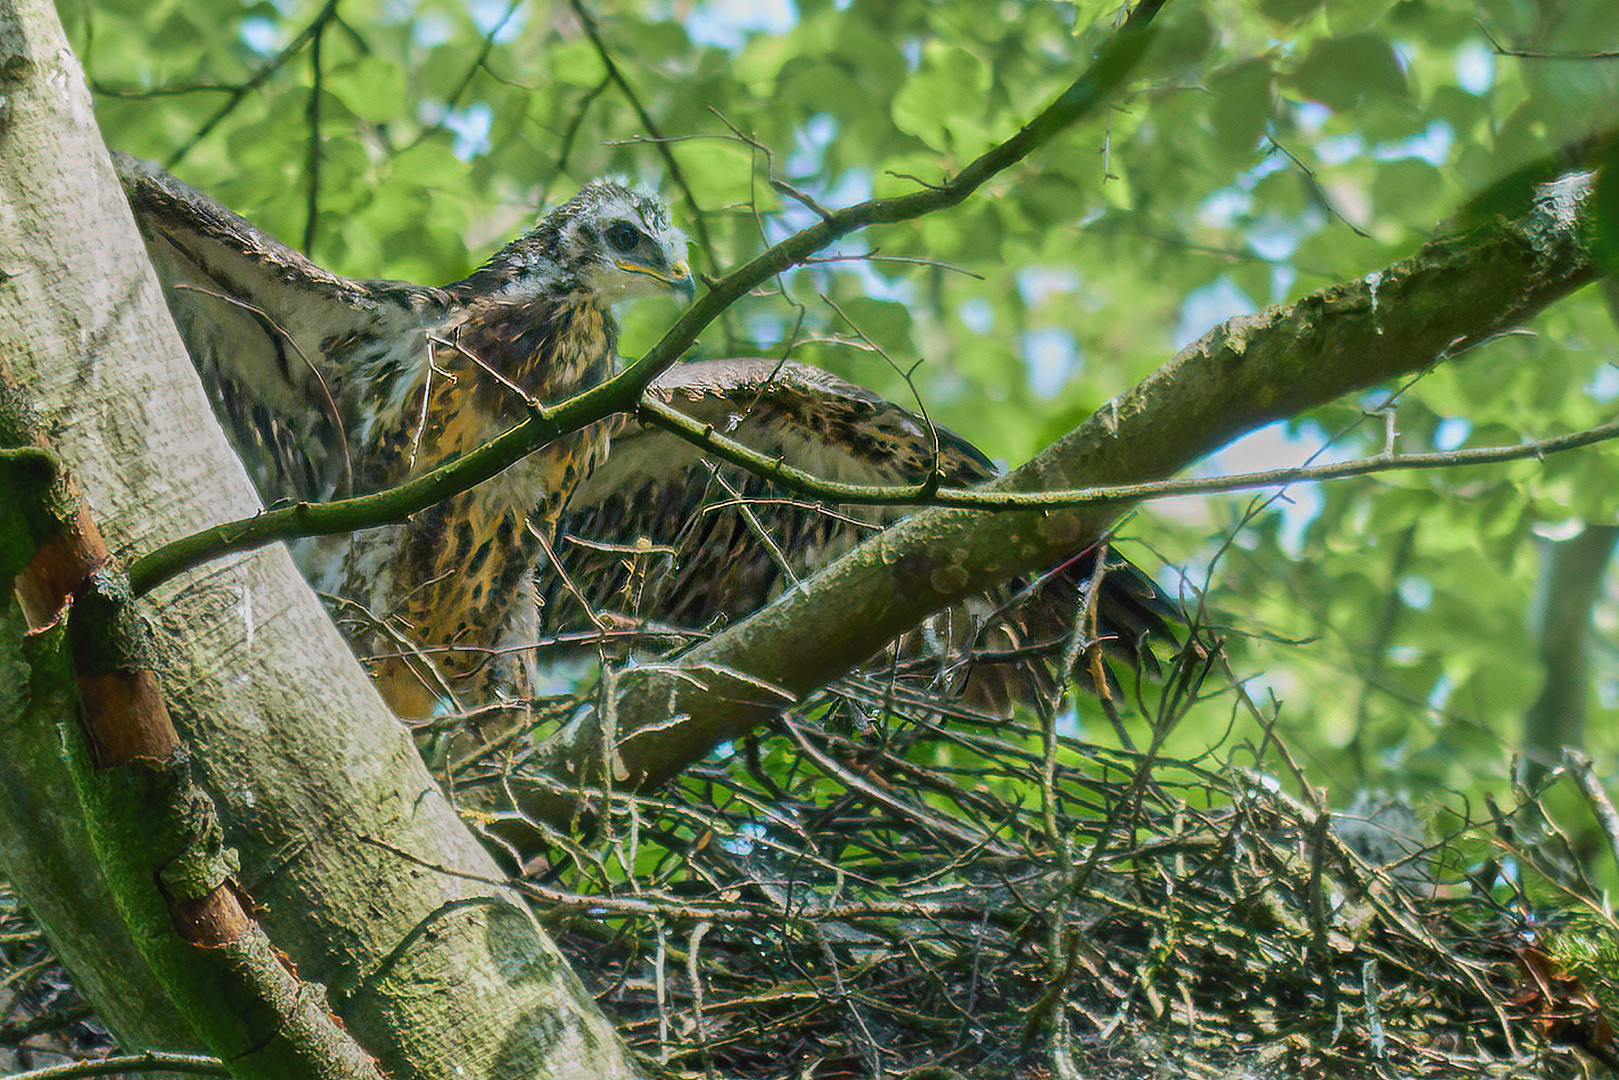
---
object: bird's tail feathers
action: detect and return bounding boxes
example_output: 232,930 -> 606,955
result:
945,547 -> 1188,714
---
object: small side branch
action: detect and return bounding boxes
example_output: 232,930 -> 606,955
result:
1479,21 -> 1619,60
301,15 -> 326,256
1564,750 -> 1619,882
163,0 -> 344,169
570,0 -> 722,282
0,1051 -> 229,1080
637,394 -> 1619,511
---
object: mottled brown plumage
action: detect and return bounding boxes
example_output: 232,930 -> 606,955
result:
543,359 -> 1178,707
334,293 -> 621,717
117,155 -> 691,717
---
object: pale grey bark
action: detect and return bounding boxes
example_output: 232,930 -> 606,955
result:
0,2 -> 639,1077
1524,524 -> 1619,780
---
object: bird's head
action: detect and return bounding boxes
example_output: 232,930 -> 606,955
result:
471,179 -> 694,305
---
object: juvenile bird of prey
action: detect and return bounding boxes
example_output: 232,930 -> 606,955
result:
118,157 -> 1176,719
118,154 -> 693,718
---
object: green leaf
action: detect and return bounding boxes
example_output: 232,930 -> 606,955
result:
1258,0 -> 1326,26
1371,158 -> 1444,228
326,56 -> 407,124
1209,58 -> 1277,159
1291,33 -> 1410,110
547,37 -> 604,87
891,42 -> 992,154
1591,138 -> 1619,278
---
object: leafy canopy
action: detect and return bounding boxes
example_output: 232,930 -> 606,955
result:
78,0 -> 1619,806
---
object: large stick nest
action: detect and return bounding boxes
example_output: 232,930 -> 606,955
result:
441,628 -> 1619,1080
4,631 -> 1616,1079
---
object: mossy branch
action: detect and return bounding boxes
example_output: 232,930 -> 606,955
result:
636,394 -> 1619,510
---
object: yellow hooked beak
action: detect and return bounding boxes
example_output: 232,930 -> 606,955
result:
617,258 -> 696,302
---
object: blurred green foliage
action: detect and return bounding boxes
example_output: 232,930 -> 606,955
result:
74,0 -> 1619,847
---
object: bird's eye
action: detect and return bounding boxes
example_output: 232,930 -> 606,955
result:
605,221 -> 643,253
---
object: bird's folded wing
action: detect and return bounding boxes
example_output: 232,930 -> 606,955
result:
576,357 -> 996,516
547,358 -> 986,627
114,152 -> 447,502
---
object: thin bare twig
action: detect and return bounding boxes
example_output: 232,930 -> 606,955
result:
568,0 -> 722,284
1267,133 -> 1373,239
170,283 -> 353,491
1478,20 -> 1619,60
127,0 -> 1170,594
166,0 -> 344,169
1564,750 -> 1619,881
302,16 -> 326,255
0,1053 -> 228,1080
636,396 -> 1619,513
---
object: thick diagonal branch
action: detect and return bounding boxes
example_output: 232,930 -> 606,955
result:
516,175 -> 1599,821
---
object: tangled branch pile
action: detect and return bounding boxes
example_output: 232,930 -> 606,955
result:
4,633 -> 1615,1079
456,636 -> 1612,1080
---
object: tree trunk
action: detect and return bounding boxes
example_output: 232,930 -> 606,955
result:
1525,523 -> 1619,780
0,2 -> 640,1077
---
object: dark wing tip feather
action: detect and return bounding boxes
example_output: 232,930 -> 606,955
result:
996,550 -> 1185,694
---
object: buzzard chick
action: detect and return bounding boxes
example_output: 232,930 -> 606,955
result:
116,154 -> 692,718
120,157 -> 1179,721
